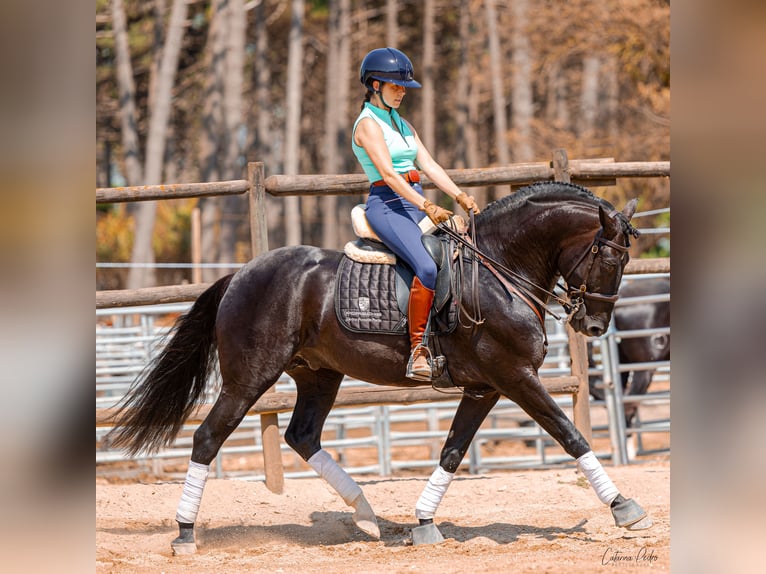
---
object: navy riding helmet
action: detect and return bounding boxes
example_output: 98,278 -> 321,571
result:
360,48 -> 422,89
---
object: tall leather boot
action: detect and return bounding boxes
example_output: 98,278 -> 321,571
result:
406,276 -> 435,381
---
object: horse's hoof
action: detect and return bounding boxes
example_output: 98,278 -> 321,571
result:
352,495 -> 381,539
171,526 -> 197,555
171,540 -> 197,555
626,516 -> 654,531
411,522 -> 445,545
611,497 -> 649,529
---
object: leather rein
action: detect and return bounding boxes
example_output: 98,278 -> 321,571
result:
438,209 -> 639,325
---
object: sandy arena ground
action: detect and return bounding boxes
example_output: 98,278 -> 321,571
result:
96,460 -> 669,573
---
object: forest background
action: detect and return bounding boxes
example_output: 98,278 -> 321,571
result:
95,0 -> 670,290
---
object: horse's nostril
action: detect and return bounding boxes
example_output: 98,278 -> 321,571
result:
588,326 -> 604,337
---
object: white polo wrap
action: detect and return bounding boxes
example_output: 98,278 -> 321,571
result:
308,449 -> 363,506
577,451 -> 619,505
175,461 -> 209,524
415,466 -> 455,520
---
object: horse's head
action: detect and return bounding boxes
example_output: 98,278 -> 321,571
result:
560,199 -> 639,337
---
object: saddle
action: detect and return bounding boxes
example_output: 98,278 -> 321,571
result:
341,204 -> 461,317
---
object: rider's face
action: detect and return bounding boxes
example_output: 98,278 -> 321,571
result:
373,81 -> 406,109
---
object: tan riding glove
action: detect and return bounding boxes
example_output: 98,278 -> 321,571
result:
456,192 -> 481,215
420,199 -> 453,225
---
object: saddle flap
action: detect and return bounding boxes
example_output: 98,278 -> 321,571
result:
422,235 -> 451,312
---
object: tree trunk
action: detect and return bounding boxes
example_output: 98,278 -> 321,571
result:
218,0 -> 247,266
510,0 -> 533,162
198,0 -> 226,282
127,0 -> 189,289
455,0 -> 484,206
252,0 -> 283,248
545,59 -> 569,129
111,0 -> 143,187
421,0 -> 436,202
386,0 -> 398,47
579,55 -> 600,138
284,0 -> 304,246
335,0 -> 356,249
604,54 -> 619,145
321,0 -> 340,249
484,0 -> 509,201
454,0 -> 469,170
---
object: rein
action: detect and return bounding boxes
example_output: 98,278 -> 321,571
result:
439,217 -> 566,323
438,208 -> 639,324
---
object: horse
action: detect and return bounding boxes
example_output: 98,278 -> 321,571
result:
589,277 -> 670,427
106,181 -> 653,554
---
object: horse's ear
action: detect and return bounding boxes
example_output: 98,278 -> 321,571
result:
622,198 -> 638,221
598,204 -> 614,232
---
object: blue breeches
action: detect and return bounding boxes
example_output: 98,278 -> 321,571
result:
365,184 -> 437,290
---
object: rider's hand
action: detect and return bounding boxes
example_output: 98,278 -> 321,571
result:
456,192 -> 481,215
420,199 -> 453,225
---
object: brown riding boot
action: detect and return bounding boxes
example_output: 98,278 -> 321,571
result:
406,277 -> 435,381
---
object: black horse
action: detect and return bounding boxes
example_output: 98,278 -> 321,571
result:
107,182 -> 652,553
589,277 -> 670,427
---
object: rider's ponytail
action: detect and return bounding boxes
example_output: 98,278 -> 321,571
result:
360,89 -> 373,111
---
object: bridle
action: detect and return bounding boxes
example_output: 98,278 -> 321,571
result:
557,218 -> 638,320
438,209 -> 639,324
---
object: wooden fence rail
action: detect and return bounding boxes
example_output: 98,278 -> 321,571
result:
96,159 -> 669,203
95,257 -> 669,309
96,150 -> 670,491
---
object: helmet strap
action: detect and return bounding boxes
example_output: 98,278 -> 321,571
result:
372,80 -> 392,112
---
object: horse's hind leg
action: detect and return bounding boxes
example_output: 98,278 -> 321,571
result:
508,373 -> 653,531
284,366 -> 380,539
412,391 -> 500,544
172,358 -> 289,554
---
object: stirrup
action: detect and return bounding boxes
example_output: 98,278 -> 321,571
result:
406,344 -> 433,382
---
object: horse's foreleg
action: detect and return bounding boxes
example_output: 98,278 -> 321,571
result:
284,367 -> 380,539
412,391 -> 499,544
509,373 -> 653,531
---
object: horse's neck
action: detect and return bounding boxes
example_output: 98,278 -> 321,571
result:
476,202 -> 595,290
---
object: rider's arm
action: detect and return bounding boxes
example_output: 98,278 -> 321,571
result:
406,123 -> 466,201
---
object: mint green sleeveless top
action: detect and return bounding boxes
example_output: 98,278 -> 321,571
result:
352,103 -> 418,182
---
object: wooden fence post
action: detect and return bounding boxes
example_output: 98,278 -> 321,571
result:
248,161 -> 285,494
552,148 -> 570,184
191,207 -> 202,284
554,149 -> 592,444
567,324 -> 593,446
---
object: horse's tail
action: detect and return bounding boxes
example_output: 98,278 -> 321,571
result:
105,274 -> 234,456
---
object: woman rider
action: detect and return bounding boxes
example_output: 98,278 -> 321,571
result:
352,47 -> 481,381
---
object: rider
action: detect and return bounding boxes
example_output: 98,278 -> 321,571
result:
352,47 -> 481,381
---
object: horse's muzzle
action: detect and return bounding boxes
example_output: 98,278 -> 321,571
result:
570,315 -> 607,338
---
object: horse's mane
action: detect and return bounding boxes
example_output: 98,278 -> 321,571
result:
479,181 -> 613,219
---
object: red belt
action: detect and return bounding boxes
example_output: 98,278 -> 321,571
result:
371,169 -> 420,187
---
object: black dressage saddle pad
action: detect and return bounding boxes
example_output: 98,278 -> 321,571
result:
335,256 -> 408,334
334,255 -> 458,336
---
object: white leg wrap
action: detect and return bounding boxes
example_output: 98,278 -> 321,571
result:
415,466 -> 455,520
308,449 -> 363,506
175,461 -> 209,524
576,451 -> 619,505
